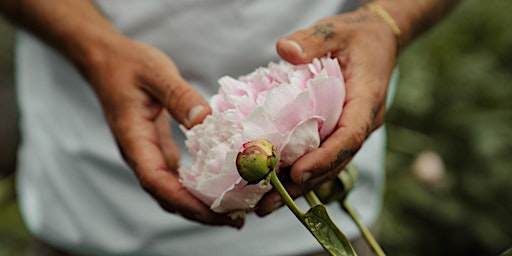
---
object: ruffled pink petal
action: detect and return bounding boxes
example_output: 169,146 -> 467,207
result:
308,76 -> 345,140
210,94 -> 233,113
321,58 -> 344,79
279,117 -> 322,167
195,152 -> 240,192
272,91 -> 312,132
218,76 -> 251,97
211,178 -> 272,213
242,107 -> 276,137
226,94 -> 257,117
263,84 -> 301,118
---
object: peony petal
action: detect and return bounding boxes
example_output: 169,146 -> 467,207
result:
242,132 -> 286,152
321,58 -> 344,79
279,117 -> 322,167
218,76 -> 252,97
307,76 -> 345,140
210,94 -> 233,113
195,152 -> 240,196
225,94 -> 257,117
272,91 -> 313,132
263,84 -> 301,118
242,107 -> 276,137
211,179 -> 272,213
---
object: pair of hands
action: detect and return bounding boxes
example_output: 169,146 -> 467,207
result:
88,9 -> 397,228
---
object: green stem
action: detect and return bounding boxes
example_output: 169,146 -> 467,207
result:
269,170 -> 304,220
304,190 -> 323,207
342,201 -> 386,256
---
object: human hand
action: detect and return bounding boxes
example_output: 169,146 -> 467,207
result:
256,7 -> 397,216
83,35 -> 243,228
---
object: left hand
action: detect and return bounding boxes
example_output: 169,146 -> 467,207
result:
256,7 -> 397,216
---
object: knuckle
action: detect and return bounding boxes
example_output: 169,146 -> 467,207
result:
165,82 -> 192,109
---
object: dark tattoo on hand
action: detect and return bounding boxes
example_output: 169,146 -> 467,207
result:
365,123 -> 371,138
366,106 -> 379,138
330,149 -> 356,170
311,22 -> 335,40
370,106 -> 378,120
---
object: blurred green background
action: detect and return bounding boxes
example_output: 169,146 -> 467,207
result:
0,0 -> 511,255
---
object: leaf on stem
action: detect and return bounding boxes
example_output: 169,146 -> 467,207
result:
303,204 -> 357,256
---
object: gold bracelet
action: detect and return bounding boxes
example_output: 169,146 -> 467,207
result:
363,3 -> 401,48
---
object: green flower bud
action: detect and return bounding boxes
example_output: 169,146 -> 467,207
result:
236,140 -> 279,184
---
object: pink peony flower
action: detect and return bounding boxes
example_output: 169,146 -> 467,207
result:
179,57 -> 345,214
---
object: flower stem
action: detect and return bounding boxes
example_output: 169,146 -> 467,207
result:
304,190 -> 323,207
269,170 -> 304,220
341,200 -> 386,256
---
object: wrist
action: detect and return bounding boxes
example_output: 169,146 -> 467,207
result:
62,23 -> 124,75
361,1 -> 417,51
366,0 -> 460,51
12,0 -> 125,76
361,3 -> 401,51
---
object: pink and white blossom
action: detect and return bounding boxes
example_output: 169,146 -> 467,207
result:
179,57 -> 345,214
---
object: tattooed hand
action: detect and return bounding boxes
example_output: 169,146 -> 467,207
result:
256,7 -> 397,216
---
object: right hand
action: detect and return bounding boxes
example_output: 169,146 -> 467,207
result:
81,35 -> 243,228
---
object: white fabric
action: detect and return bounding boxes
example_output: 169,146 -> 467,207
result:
15,1 -> 391,255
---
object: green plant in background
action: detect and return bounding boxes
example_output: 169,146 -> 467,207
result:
382,0 -> 512,255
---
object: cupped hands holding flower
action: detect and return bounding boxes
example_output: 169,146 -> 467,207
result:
180,7 -> 402,217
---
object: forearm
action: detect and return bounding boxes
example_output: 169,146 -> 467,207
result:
0,0 -> 120,72
369,0 -> 460,50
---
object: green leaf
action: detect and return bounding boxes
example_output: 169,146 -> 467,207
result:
303,205 -> 357,256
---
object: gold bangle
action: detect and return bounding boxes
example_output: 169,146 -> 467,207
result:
363,3 -> 401,48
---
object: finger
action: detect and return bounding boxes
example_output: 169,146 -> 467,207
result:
255,178 -> 302,217
276,18 -> 347,65
155,110 -> 180,172
138,48 -> 211,128
114,107 -> 242,228
145,168 -> 244,228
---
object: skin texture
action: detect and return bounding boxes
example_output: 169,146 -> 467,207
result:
0,0 -> 459,225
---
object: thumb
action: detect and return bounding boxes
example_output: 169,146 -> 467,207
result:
276,21 -> 344,65
143,60 -> 211,129
161,75 -> 211,129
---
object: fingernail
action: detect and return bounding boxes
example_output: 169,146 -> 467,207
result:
302,172 -> 312,183
285,40 -> 303,55
186,105 -> 205,127
273,200 -> 283,211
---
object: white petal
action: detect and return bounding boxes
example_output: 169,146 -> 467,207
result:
279,117 -> 322,166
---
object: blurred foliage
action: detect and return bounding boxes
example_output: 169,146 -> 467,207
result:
1,0 -> 512,255
0,177 -> 29,256
382,0 -> 512,255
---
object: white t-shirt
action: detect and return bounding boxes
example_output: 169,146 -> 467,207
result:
16,1 -> 392,255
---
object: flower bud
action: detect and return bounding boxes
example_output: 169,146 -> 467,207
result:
236,140 -> 279,184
